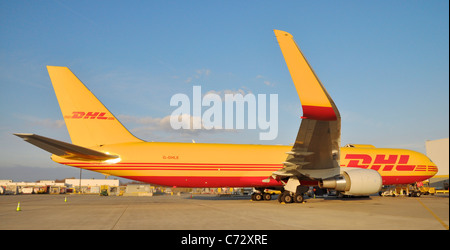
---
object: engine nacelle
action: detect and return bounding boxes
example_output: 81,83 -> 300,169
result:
319,168 -> 382,196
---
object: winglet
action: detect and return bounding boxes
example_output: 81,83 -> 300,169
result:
274,30 -> 339,121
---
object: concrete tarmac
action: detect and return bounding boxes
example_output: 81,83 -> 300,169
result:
0,194 -> 448,230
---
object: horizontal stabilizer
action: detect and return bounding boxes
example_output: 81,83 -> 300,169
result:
14,133 -> 118,161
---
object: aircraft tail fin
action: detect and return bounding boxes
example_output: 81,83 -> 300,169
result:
274,30 -> 340,121
46,66 -> 143,147
14,133 -> 118,161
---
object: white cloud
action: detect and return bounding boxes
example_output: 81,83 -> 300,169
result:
196,69 -> 211,76
204,88 -> 252,101
256,75 -> 275,87
264,81 -> 273,86
185,68 -> 211,83
117,114 -> 172,131
117,114 -> 240,142
15,115 -> 65,129
205,88 -> 248,96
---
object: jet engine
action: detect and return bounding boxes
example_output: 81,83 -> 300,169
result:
319,168 -> 382,196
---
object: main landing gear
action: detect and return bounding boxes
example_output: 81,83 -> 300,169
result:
250,189 -> 306,204
276,176 -> 308,204
277,191 -> 304,203
251,177 -> 308,204
251,190 -> 305,203
251,192 -> 273,201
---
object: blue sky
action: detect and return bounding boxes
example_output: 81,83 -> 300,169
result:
0,0 -> 448,181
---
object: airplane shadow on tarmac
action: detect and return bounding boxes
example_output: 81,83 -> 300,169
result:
184,195 -> 254,201
183,194 -> 374,201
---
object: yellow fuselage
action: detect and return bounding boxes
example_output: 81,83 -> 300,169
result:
53,142 -> 437,188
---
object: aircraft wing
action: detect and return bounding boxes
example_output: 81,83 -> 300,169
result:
14,133 -> 118,161
273,30 -> 341,180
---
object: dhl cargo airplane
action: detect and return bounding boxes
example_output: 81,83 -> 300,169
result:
15,30 -> 437,203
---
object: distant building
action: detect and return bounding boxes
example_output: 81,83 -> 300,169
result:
65,179 -> 119,188
0,179 -> 120,195
426,138 -> 449,189
65,179 -> 120,194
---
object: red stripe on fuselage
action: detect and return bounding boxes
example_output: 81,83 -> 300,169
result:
59,162 -> 283,167
123,176 -> 283,188
381,175 -> 435,185
59,162 -> 283,171
58,162 -> 433,187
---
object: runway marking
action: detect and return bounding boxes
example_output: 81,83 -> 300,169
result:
416,198 -> 449,230
111,204 -> 129,230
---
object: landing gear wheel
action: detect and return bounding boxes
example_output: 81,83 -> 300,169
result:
277,193 -> 283,203
263,193 -> 272,201
282,192 -> 293,203
294,193 -> 304,203
252,193 -> 263,201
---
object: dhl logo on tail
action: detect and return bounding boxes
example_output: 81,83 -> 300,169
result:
64,111 -> 115,120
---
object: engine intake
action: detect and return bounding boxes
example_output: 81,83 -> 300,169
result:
319,168 -> 382,196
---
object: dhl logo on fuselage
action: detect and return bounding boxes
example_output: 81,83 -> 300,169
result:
64,111 -> 115,120
343,154 -> 438,173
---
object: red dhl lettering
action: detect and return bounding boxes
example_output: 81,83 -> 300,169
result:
64,111 -> 114,120
344,154 -> 431,172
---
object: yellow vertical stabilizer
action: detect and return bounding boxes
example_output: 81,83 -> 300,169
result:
47,66 -> 142,147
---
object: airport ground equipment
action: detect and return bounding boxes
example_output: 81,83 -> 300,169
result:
379,181 -> 436,197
